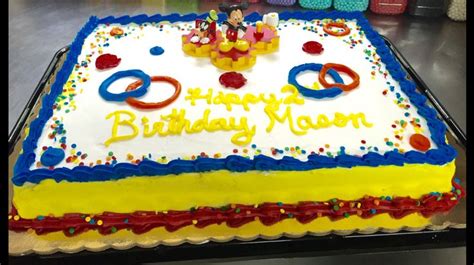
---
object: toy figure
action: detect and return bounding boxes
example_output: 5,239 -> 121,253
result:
190,10 -> 219,44
218,2 -> 250,52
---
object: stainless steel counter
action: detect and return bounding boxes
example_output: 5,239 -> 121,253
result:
8,0 -> 465,134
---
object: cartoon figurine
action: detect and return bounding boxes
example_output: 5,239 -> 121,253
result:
218,2 -> 250,52
190,10 -> 219,44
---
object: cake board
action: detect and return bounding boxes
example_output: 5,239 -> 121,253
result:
8,36 -> 466,263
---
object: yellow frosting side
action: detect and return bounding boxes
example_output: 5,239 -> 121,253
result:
13,161 -> 455,219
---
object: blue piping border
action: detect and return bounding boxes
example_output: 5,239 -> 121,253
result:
12,11 -> 457,186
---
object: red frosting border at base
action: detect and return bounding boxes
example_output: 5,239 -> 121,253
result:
9,179 -> 464,237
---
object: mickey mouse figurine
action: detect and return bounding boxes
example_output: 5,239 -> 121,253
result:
190,10 -> 219,44
218,2 -> 250,53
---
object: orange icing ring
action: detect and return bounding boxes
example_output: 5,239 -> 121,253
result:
125,76 -> 181,109
110,27 -> 124,36
323,22 -> 351,37
319,63 -> 360,92
409,134 -> 431,152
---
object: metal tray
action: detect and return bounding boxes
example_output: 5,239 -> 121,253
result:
8,36 -> 466,264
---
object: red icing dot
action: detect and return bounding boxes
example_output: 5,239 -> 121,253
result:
302,41 -> 324,54
361,140 -> 366,144
95,53 -> 121,70
233,149 -> 238,153
219,72 -> 247,89
409,134 -> 431,152
319,148 -> 324,152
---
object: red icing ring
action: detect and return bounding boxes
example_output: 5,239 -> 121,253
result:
219,72 -> 247,89
319,63 -> 360,92
95,54 -> 121,70
323,22 -> 351,37
302,41 -> 324,54
409,134 -> 431,152
125,76 -> 181,109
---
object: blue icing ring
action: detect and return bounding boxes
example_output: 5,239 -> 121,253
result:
288,63 -> 344,99
150,46 -> 164,56
99,69 -> 151,102
40,147 -> 65,166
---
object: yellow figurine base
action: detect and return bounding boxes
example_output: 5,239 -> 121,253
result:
181,36 -> 215,57
252,36 -> 280,55
210,51 -> 257,71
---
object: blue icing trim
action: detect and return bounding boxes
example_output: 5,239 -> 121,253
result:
335,154 -> 367,168
362,152 -> 392,166
168,159 -> 195,174
99,70 -> 151,102
12,11 -> 457,186
307,154 -> 338,168
225,155 -> 253,172
114,163 -> 141,177
51,168 -> 72,183
288,63 -> 344,99
384,152 -> 406,166
404,151 -> 429,164
92,165 -> 117,181
40,147 -> 65,166
150,46 -> 164,56
278,156 -> 314,171
14,15 -> 99,178
254,155 -> 279,171
195,157 -> 226,172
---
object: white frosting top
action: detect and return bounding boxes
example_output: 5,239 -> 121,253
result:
30,17 -> 434,169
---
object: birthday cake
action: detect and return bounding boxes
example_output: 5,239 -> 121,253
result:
10,5 -> 463,237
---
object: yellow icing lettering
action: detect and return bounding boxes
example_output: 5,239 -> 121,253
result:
191,109 -> 210,132
104,110 -> 139,146
105,105 -> 372,147
265,107 -> 373,136
281,84 -> 305,105
106,109 -> 257,146
264,106 -> 306,135
333,112 -> 349,127
231,122 -> 256,146
185,88 -> 213,105
185,84 -> 305,112
317,114 -> 331,128
296,116 -> 316,130
242,93 -> 259,111
208,118 -> 231,131
348,113 -> 374,128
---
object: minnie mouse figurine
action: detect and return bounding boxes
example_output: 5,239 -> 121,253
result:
218,2 -> 250,52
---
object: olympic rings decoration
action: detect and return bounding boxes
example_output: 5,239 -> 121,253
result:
319,63 -> 360,92
99,70 -> 151,102
288,63 -> 345,99
125,76 -> 182,109
99,70 -> 182,110
323,22 -> 351,37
